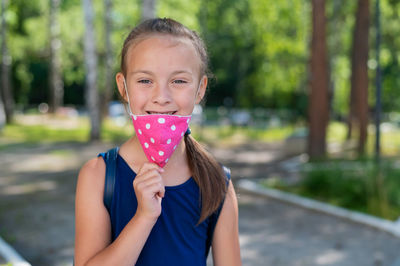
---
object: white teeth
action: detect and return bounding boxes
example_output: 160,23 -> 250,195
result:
149,112 -> 174,115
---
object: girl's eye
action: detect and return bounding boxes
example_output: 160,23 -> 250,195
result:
173,80 -> 187,84
138,79 -> 151,84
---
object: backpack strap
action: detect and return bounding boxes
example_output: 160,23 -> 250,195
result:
102,147 -> 119,213
205,165 -> 231,257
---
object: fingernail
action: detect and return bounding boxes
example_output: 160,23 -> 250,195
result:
159,168 -> 164,172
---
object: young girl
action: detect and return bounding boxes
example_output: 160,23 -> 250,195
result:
74,18 -> 241,265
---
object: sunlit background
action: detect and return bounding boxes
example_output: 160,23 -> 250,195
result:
1,0 -> 400,265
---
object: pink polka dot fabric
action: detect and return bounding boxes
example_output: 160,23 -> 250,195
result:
131,114 -> 192,168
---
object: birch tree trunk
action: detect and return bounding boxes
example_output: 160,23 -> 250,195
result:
141,0 -> 156,21
82,0 -> 101,140
0,82 -> 5,129
308,0 -> 330,159
49,0 -> 63,113
103,0 -> 113,117
1,0 -> 13,123
350,0 -> 370,155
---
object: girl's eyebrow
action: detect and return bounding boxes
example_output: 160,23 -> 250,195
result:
171,70 -> 193,75
130,70 -> 193,76
130,70 -> 153,75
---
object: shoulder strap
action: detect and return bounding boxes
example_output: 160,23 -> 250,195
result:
205,165 -> 231,257
103,147 -> 119,214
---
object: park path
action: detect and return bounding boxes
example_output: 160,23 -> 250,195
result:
1,141 -> 400,265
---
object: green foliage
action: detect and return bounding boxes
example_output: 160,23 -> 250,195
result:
158,0 -> 201,30
199,0 -> 310,113
3,0 -> 400,114
267,159 -> 400,221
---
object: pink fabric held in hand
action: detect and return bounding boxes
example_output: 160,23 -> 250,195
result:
131,114 -> 191,168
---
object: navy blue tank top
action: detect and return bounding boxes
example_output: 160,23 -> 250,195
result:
98,153 -> 230,266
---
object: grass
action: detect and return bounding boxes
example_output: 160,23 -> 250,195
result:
192,124 -> 296,146
0,114 -> 295,150
0,114 -> 134,150
263,159 -> 400,221
327,121 -> 347,142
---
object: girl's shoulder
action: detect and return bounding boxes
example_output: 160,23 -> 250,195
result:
79,156 -> 106,179
76,156 -> 106,198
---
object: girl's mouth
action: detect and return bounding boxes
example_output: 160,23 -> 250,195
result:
146,111 -> 177,115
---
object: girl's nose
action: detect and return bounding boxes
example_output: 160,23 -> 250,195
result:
151,83 -> 172,105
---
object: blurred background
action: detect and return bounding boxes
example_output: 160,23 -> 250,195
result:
0,0 -> 400,265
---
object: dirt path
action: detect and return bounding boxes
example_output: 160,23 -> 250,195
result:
1,141 -> 400,265
0,141 -> 113,265
236,193 -> 400,266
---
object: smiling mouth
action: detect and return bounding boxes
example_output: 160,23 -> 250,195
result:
146,111 -> 177,115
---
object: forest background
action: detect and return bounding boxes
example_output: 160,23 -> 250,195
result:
1,0 -> 400,219
1,0 -> 400,153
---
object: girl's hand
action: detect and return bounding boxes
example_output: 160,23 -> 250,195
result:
133,163 -> 165,222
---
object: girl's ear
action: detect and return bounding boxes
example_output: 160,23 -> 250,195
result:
116,72 -> 127,102
195,75 -> 207,104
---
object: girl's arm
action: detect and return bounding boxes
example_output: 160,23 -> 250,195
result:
211,180 -> 242,266
74,157 -> 163,266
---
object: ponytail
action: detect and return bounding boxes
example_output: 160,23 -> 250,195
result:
184,134 -> 228,224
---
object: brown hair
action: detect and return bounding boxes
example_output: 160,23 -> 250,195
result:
120,18 -> 227,224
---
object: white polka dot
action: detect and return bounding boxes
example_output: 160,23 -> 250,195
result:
158,118 -> 165,124
159,151 -> 164,156
173,145 -> 177,150
133,115 -> 137,120
138,129 -> 142,135
165,158 -> 169,163
151,156 -> 155,161
167,139 -> 171,144
150,138 -> 155,143
146,123 -> 151,129
187,119 -> 190,123
144,142 -> 149,148
181,132 -> 184,137
171,125 -> 176,131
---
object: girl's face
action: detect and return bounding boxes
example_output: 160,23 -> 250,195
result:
116,35 -> 207,116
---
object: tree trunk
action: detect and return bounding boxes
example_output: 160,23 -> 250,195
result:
49,0 -> 63,113
1,0 -> 14,123
82,0 -> 101,141
308,0 -> 330,159
102,0 -> 113,117
0,81 -> 5,129
350,0 -> 370,155
141,0 -> 156,21
346,85 -> 355,140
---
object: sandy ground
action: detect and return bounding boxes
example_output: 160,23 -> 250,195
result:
1,141 -> 400,266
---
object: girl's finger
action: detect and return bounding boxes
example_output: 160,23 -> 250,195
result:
137,162 -> 164,176
143,182 -> 165,198
137,174 -> 164,189
134,169 -> 163,189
